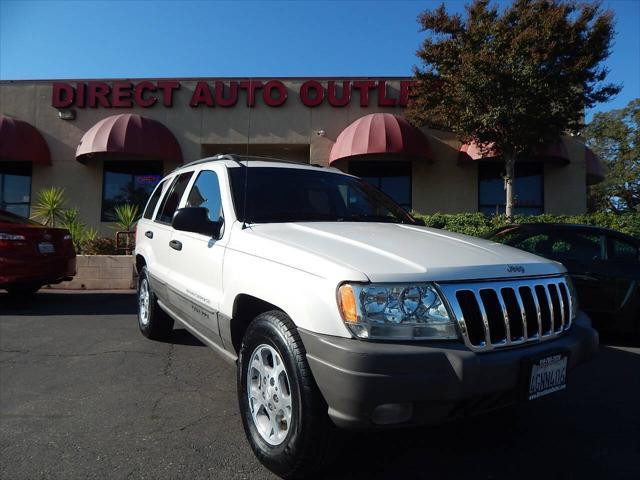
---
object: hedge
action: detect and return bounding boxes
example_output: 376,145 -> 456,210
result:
411,212 -> 640,239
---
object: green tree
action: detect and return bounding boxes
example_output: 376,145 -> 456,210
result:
406,0 -> 620,218
585,98 -> 639,212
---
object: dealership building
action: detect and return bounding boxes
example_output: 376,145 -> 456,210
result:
0,77 -> 604,231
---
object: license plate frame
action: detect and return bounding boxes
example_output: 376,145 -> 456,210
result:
38,242 -> 55,254
521,351 -> 569,401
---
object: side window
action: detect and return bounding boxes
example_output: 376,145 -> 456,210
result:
185,170 -> 224,223
156,172 -> 193,224
610,238 -> 639,261
513,234 -> 551,255
549,232 -> 603,261
143,180 -> 166,220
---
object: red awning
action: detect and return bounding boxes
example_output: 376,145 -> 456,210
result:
458,141 -> 499,161
538,140 -> 570,164
458,139 -> 570,164
329,113 -> 432,164
0,114 -> 51,165
76,114 -> 182,164
585,146 -> 605,185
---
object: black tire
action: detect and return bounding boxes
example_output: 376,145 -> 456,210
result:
6,283 -> 41,297
137,266 -> 174,340
237,311 -> 338,479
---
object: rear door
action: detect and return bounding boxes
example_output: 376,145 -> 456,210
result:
605,235 -> 640,317
166,167 -> 229,346
545,230 -> 613,315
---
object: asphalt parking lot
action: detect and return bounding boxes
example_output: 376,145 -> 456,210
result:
1,291 -> 639,480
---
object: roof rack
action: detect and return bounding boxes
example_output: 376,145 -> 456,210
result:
173,154 -> 322,172
172,154 -> 242,172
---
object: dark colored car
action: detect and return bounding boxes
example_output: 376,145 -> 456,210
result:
486,223 -> 640,337
0,210 -> 76,296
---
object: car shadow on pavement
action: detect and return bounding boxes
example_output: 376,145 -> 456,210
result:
0,291 -> 137,316
163,328 -> 206,347
323,344 -> 640,480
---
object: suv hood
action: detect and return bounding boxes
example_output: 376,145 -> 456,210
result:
239,222 -> 565,283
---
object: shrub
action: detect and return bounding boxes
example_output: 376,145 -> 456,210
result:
113,204 -> 140,232
31,187 -> 67,227
60,208 -> 98,253
83,237 -> 118,255
411,212 -> 640,239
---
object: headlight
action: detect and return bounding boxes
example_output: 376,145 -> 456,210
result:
566,276 -> 579,320
338,283 -> 459,341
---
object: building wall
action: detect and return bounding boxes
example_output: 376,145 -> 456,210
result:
1,78 -> 587,232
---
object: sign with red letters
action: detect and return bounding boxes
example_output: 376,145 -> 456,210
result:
51,79 -> 415,109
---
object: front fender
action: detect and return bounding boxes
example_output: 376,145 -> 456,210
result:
221,248 -> 352,338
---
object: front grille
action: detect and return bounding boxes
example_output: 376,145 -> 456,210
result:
438,276 -> 573,352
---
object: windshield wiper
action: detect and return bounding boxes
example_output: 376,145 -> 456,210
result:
251,212 -> 344,223
343,214 -> 402,224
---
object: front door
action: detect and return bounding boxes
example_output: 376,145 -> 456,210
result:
148,171 -> 194,304
167,169 -> 228,347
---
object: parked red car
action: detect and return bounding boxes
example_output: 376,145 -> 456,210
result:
0,210 -> 76,296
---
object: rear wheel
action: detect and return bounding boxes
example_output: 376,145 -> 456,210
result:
237,311 -> 338,479
137,266 -> 173,340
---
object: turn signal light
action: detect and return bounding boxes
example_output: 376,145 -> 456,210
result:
338,284 -> 358,323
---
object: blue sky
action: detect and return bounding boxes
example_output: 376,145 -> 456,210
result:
1,0 -> 638,121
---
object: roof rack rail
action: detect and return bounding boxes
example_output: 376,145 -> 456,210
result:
172,153 -> 242,172
173,154 -> 322,172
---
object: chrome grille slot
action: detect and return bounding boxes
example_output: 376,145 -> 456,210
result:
548,284 -> 563,332
438,276 -> 573,352
534,285 -> 552,335
480,289 -> 506,345
558,283 -> 571,329
501,288 -> 524,341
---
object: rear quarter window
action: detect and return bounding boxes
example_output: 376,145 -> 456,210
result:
142,180 -> 166,220
609,238 -> 639,261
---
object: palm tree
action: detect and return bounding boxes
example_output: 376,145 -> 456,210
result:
31,187 -> 67,227
113,204 -> 140,232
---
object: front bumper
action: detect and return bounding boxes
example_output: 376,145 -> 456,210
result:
300,311 -> 598,430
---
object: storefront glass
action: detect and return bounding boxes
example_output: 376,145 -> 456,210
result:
101,160 -> 162,222
479,162 -> 543,215
349,161 -> 412,211
0,162 -> 32,218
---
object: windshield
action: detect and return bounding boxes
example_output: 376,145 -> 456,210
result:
228,166 -> 417,225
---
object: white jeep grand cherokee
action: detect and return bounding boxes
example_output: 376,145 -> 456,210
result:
134,155 -> 598,478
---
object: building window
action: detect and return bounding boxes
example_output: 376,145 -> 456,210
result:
0,162 -> 32,218
101,161 -> 163,222
349,161 -> 412,210
479,162 -> 543,215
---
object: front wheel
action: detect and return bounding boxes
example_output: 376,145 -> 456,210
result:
237,311 -> 338,479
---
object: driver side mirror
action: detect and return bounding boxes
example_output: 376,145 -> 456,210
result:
172,207 -> 222,238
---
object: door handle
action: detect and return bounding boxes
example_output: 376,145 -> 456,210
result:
145,231 -> 153,239
169,240 -> 182,251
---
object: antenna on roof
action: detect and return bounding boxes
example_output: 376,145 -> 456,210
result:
241,79 -> 252,230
